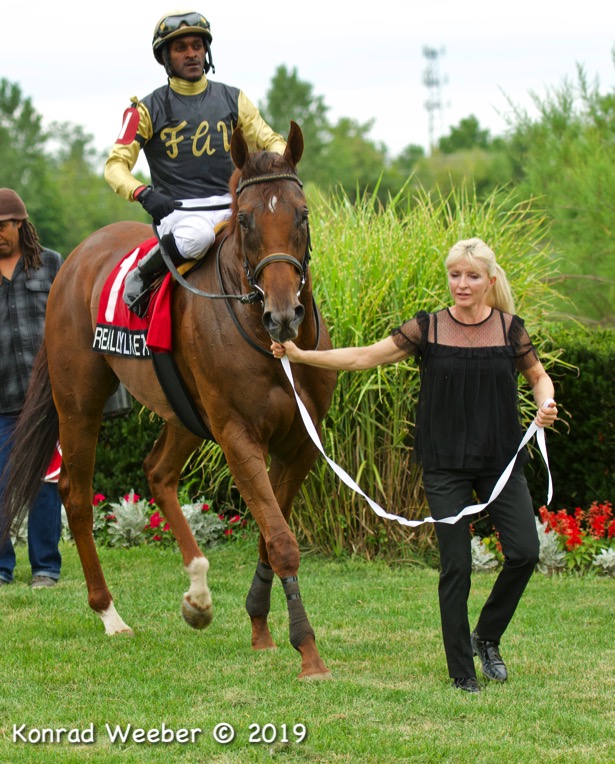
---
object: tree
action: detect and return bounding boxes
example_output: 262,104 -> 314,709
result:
438,114 -> 492,153
321,117 -> 390,202
259,65 -> 331,185
0,79 -> 65,247
0,78 -> 149,256
505,63 -> 615,325
47,122 -> 148,254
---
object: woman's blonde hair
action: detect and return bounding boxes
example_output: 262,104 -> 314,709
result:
445,237 -> 515,313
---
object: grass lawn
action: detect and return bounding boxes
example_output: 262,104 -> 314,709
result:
1,539 -> 613,763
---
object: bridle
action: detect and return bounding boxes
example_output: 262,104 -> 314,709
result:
160,171 -> 311,305
159,170 -> 320,356
235,172 -> 311,302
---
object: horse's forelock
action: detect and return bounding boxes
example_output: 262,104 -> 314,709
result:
229,149 -> 298,223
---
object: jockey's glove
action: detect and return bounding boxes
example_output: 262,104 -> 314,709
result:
135,185 -> 178,225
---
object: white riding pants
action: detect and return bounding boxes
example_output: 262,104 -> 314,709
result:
155,194 -> 232,260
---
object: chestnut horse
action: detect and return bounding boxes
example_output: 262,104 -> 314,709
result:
1,122 -> 336,679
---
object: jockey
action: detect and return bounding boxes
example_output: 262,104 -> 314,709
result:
104,10 -> 287,316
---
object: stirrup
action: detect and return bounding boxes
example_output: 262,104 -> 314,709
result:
126,289 -> 152,319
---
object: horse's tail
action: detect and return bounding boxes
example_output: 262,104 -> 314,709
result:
0,341 -> 59,543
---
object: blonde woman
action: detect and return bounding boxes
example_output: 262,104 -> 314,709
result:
272,238 -> 557,693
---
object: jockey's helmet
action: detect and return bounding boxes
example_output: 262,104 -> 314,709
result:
152,11 -> 214,73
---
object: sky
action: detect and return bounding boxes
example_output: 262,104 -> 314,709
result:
2,1 -> 614,165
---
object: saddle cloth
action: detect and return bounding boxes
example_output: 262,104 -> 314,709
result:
92,238 -> 173,357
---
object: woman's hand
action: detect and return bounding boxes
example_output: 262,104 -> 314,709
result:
535,399 -> 558,428
271,340 -> 301,361
271,341 -> 286,358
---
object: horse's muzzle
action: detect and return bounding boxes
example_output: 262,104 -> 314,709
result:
263,303 -> 305,343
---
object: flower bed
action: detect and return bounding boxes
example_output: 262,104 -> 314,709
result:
471,501 -> 615,577
61,491 -> 251,549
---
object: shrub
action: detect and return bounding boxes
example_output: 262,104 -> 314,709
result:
62,491 -> 252,549
526,324 -> 614,508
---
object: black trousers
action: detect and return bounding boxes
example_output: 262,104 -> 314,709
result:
422,465 -> 539,679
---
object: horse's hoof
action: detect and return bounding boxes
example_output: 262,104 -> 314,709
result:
252,638 -> 278,650
108,626 -> 135,637
181,597 -> 213,629
298,669 -> 333,681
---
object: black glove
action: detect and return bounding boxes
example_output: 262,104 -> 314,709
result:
135,186 -> 177,225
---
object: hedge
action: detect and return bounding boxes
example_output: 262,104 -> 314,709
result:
525,324 -> 614,509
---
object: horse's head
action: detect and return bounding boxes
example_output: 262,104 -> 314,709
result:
229,121 -> 310,343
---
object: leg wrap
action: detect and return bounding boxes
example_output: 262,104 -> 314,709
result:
245,560 -> 274,618
281,575 -> 315,651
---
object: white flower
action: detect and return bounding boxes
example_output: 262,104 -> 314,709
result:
535,517 -> 567,575
592,547 -> 615,578
471,536 -> 499,572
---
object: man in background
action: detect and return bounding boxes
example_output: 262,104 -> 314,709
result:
0,188 -> 63,588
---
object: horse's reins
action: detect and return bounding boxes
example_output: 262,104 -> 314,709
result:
158,171 -> 320,357
281,354 -> 555,526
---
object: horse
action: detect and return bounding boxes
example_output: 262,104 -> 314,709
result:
0,121 -> 337,679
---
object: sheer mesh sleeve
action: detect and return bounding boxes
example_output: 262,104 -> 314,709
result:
390,311 -> 429,358
509,315 -> 540,371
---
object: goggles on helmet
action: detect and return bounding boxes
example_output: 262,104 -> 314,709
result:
154,12 -> 212,45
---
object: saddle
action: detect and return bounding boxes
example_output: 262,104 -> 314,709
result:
92,237 -> 215,441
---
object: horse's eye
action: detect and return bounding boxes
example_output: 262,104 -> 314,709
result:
300,208 -> 309,225
237,212 -> 249,229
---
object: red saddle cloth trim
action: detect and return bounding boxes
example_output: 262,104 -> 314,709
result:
94,238 -> 173,354
44,443 -> 62,483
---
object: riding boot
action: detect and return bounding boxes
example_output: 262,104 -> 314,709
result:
123,234 -> 187,317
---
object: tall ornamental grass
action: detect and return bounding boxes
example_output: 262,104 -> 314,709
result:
293,184 -> 564,558
191,184 -> 565,559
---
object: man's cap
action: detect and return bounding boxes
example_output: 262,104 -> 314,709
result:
0,188 -> 28,221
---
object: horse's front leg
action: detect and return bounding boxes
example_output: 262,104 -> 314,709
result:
269,445 -> 331,680
230,434 -> 329,679
143,424 -> 212,629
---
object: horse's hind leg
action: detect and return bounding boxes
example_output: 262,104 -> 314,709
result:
143,423 -> 213,629
58,410 -> 132,635
245,546 -> 277,649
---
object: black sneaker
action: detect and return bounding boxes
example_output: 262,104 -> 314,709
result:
471,630 -> 508,682
452,677 -> 482,693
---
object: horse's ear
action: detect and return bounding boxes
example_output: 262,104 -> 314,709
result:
283,121 -> 304,168
231,127 -> 249,170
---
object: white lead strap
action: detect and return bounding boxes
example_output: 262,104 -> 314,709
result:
281,356 -> 553,527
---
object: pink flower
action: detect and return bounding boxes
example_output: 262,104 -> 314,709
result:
229,514 -> 241,524
224,529 -> 233,537
201,503 -> 210,512
93,493 -> 106,506
124,493 -> 141,503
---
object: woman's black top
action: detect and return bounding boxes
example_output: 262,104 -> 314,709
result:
391,308 -> 539,471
